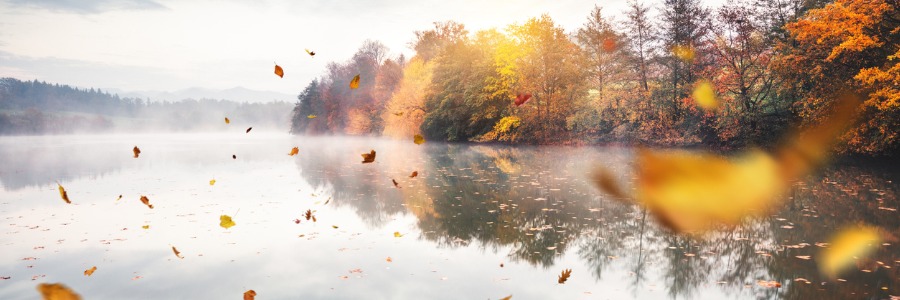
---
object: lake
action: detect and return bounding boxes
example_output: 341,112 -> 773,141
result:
0,133 -> 897,299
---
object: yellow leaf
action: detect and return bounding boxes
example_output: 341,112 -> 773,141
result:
274,64 -> 284,78
133,146 -> 141,158
288,147 -> 299,156
558,268 -> 572,284
692,80 -> 718,111
83,266 -> 96,276
386,257 -> 393,262
413,134 -> 425,145
37,283 -> 81,300
673,44 -> 695,62
224,117 -> 230,124
243,290 -> 257,300
57,182 -> 71,204
209,179 -> 216,186
307,114 -> 317,119
349,74 -> 360,89
393,112 -> 403,116
220,215 -> 236,229
305,48 -> 316,57
500,296 -> 512,300
140,195 -> 154,209
393,231 -> 403,237
361,150 -> 376,163
634,149 -> 784,233
332,225 -> 339,229
116,195 -> 122,201
142,225 -> 149,229
172,246 -> 183,259
819,226 -> 882,278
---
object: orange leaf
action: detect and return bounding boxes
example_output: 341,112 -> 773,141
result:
557,268 -> 572,284
133,146 -> 141,158
243,290 -> 257,300
289,147 -> 299,156
37,283 -> 81,300
413,134 -> 425,145
57,182 -> 71,204
83,266 -> 96,276
409,171 -> 418,178
349,74 -> 360,89
514,93 -> 532,106
172,246 -> 183,259
274,64 -> 284,78
224,117 -> 230,124
361,150 -> 376,163
140,195 -> 154,209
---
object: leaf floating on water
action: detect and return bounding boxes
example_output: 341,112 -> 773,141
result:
819,226 -> 882,278
557,269 -> 572,284
83,266 -> 96,276
172,246 -> 183,259
692,80 -> 718,111
289,147 -> 299,156
393,112 -> 403,116
392,179 -> 401,188
209,179 -> 216,186
133,146 -> 141,158
224,117 -> 230,124
409,171 -> 418,178
37,283 -> 81,300
274,64 -> 284,78
361,150 -> 376,163
796,255 -> 811,260
393,231 -> 403,237
413,134 -> 425,145
243,289 -> 257,300
349,74 -> 360,89
514,93 -> 532,106
220,215 -> 235,229
307,114 -> 317,119
139,195 -> 154,209
245,127 -> 252,133
56,182 -> 71,204
305,48 -> 316,57
756,280 -> 781,288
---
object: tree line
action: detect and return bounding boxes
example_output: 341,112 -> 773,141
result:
0,78 -> 293,134
290,0 -> 899,155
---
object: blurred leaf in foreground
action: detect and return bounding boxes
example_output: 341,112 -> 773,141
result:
37,283 -> 81,300
819,226 -> 882,278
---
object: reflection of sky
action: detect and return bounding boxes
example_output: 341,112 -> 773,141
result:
0,134 -> 897,299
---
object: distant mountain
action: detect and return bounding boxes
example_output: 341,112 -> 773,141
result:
108,86 -> 296,103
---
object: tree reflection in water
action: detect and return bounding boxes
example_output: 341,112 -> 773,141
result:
295,138 -> 898,299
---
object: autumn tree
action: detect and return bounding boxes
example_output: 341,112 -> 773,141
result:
659,0 -> 711,119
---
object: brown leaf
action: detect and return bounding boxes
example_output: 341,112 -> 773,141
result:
409,171 -> 418,178
243,289 -> 257,300
232,154 -> 237,159
172,246 -> 183,259
139,195 -> 154,209
500,296 -> 512,300
557,268 -> 572,284
413,134 -> 425,145
392,179 -> 400,188
361,150 -> 376,163
57,182 -> 71,204
289,147 -> 299,156
224,117 -> 230,124
246,127 -> 252,133
349,74 -> 360,89
83,266 -> 96,276
589,166 -> 628,200
37,283 -> 81,300
304,209 -> 314,221
133,146 -> 141,158
305,48 -> 316,57
274,64 -> 284,78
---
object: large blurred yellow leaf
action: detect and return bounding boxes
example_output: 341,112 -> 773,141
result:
672,44 -> 695,62
37,283 -> 81,300
635,149 -> 784,233
349,74 -> 360,89
819,226 -> 882,278
220,215 -> 235,229
692,80 -> 718,111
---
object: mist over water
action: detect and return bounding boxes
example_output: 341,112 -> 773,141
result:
0,133 -> 897,299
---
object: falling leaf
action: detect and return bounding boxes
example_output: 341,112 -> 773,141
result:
500,296 -> 512,300
514,93 -> 532,106
692,80 -> 718,111
558,269 -> 572,284
324,197 -> 331,205
361,150 -> 376,163
386,257 -> 392,262
589,166 -> 628,199
393,112 -> 403,116
243,290 -> 257,300
349,74 -> 360,89
246,127 -> 252,133
332,225 -> 339,229
413,134 -> 425,145
819,226 -> 882,278
796,255 -> 811,260
56,182 -> 71,204
409,171 -> 418,178
172,246 -> 183,259
305,48 -> 316,57
274,64 -> 284,78
394,231 -> 403,238
209,179 -> 216,186
232,154 -> 237,159
133,146 -> 141,158
307,114 -> 317,119
220,215 -> 236,229
224,117 -> 230,124
289,147 -> 299,156
142,225 -> 149,229
83,266 -> 96,276
304,209 -> 315,221
757,280 -> 782,288
139,195 -> 154,209
116,195 -> 122,201
293,219 -> 301,224
37,283 -> 81,300
602,37 -> 617,52
672,44 -> 695,62
392,179 -> 400,188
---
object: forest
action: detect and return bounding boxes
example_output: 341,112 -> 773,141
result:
289,0 -> 899,156
0,78 -> 293,134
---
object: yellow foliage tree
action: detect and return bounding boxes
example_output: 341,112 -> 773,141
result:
382,58 -> 434,138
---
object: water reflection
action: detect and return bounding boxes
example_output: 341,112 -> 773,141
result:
0,134 -> 896,299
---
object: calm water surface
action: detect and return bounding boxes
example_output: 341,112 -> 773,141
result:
0,133 -> 897,299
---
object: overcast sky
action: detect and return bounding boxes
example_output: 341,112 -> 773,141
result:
0,0 -> 725,97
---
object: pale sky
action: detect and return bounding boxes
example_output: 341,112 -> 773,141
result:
0,0 -> 724,97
